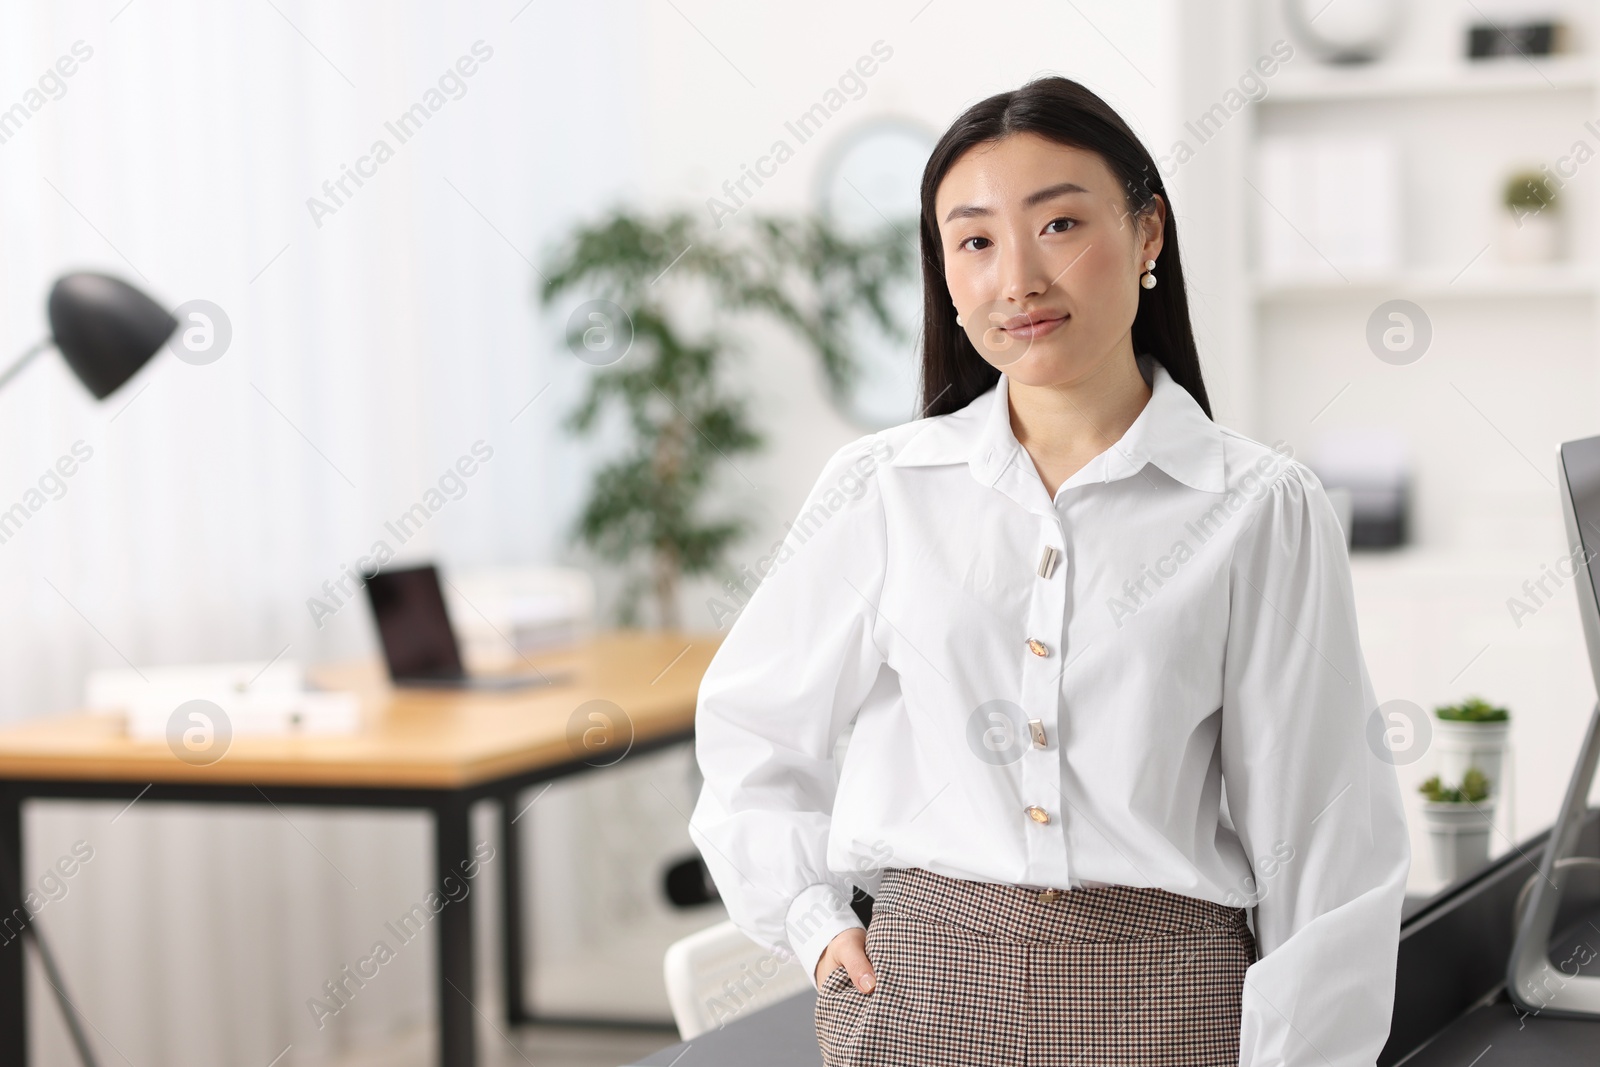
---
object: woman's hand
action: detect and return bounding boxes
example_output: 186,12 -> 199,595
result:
814,928 -> 876,993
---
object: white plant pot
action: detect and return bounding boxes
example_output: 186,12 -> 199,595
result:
1422,797 -> 1496,883
1432,717 -> 1510,796
1497,211 -> 1561,263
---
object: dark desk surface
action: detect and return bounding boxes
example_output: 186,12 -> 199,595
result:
1399,905 -> 1600,1066
1400,997 -> 1600,1065
631,991 -> 819,1067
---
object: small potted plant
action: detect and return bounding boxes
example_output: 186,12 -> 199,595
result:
1498,169 -> 1562,263
1419,767 -> 1495,881
1432,696 -> 1511,797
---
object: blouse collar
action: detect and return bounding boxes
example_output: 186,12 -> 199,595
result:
890,352 -> 1227,494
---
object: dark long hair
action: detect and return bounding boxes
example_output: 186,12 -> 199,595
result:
917,76 -> 1211,420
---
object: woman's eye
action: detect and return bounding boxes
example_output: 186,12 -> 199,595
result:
959,235 -> 992,252
1045,217 -> 1078,234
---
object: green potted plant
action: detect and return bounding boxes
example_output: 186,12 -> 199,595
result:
1432,696 -> 1511,797
1498,168 -> 1562,263
539,208 -> 914,628
1418,767 -> 1495,882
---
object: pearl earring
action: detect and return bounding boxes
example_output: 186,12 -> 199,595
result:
954,305 -> 964,327
1140,258 -> 1158,290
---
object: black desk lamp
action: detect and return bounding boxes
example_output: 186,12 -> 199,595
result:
0,272 -> 173,1067
0,272 -> 176,398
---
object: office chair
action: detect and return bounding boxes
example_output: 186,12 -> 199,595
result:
662,920 -> 812,1039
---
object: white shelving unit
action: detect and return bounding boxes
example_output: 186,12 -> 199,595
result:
1252,261 -> 1600,301
1269,52 -> 1596,101
1177,0 -> 1600,896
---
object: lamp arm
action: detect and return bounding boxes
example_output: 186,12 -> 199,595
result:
0,337 -> 54,393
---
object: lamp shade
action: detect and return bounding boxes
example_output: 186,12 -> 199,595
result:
46,272 -> 176,399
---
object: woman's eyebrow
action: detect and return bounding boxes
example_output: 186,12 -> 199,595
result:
943,181 -> 1091,223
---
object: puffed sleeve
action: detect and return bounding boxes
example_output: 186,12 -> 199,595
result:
688,433 -> 892,987
1220,459 -> 1411,1067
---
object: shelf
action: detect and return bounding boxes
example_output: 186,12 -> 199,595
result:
1347,546 -> 1561,578
1252,262 -> 1600,301
1266,55 -> 1596,103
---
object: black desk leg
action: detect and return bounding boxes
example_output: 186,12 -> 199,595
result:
0,788 -> 25,1066
435,795 -> 476,1067
500,791 -> 530,1025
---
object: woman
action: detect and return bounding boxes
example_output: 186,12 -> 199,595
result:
688,75 -> 1410,1067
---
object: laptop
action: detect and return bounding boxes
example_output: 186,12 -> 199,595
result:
363,563 -> 570,691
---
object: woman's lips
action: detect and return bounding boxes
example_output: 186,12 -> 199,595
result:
1004,314 -> 1068,340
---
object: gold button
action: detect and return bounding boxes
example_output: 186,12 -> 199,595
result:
1037,888 -> 1062,903
1026,638 -> 1049,657
1025,805 -> 1050,824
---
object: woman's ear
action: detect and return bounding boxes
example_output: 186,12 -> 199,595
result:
1141,194 -> 1166,259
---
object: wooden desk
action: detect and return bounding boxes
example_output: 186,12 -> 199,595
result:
0,630 -> 718,1067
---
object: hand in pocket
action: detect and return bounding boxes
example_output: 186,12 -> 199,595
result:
814,927 -> 875,993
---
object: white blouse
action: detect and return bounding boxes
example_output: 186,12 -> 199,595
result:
689,353 -> 1411,1066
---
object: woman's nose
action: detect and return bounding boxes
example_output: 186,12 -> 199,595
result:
997,237 -> 1053,304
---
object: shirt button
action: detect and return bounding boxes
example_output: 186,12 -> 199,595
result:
1025,805 -> 1050,824
1026,638 -> 1049,657
1037,888 -> 1062,903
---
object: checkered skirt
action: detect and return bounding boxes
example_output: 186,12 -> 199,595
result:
814,867 -> 1256,1067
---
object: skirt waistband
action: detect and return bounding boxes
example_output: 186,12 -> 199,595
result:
873,867 -> 1249,946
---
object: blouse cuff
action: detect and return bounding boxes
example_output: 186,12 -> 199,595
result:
785,882 -> 864,989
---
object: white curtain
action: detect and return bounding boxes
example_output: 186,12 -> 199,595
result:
0,3 -> 705,1064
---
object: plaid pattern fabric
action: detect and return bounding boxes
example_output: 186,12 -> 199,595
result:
814,867 -> 1256,1067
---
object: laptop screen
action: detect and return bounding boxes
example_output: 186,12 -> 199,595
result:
363,564 -> 467,681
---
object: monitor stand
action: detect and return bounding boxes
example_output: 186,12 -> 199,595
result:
1505,699 -> 1600,1017
1508,438 -> 1600,1018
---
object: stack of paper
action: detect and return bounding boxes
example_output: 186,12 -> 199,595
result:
87,661 -> 362,740
445,566 -> 596,670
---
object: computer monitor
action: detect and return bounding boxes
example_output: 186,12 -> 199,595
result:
1559,438 -> 1600,700
1506,436 -> 1600,1017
